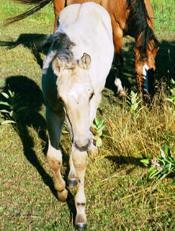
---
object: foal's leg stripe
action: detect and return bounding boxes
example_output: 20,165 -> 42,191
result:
58,188 -> 66,193
77,202 -> 86,206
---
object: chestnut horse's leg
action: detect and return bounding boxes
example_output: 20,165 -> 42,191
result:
134,44 -> 147,95
71,147 -> 88,229
112,21 -> 126,96
53,0 -> 65,31
46,106 -> 68,201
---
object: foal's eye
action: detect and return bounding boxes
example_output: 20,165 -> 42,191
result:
59,97 -> 64,104
89,92 -> 94,101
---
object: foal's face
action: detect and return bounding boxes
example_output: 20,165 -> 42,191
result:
53,55 -> 93,151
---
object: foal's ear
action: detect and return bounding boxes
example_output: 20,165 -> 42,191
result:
52,57 -> 74,75
52,57 -> 64,76
78,53 -> 91,69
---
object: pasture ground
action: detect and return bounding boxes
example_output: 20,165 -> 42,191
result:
0,0 -> 175,230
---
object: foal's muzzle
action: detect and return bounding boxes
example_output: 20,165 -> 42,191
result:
74,139 -> 91,151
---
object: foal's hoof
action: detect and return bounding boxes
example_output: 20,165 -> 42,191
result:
57,189 -> 68,202
118,89 -> 127,97
75,214 -> 87,231
68,178 -> 78,187
75,223 -> 87,231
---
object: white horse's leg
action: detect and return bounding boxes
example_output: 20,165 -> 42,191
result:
68,151 -> 78,187
114,78 -> 126,97
46,106 -> 68,201
71,147 -> 88,229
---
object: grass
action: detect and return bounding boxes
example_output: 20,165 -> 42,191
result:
151,0 -> 175,33
0,0 -> 175,230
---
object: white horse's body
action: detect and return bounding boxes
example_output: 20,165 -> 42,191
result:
42,2 -> 114,229
58,3 -> 113,90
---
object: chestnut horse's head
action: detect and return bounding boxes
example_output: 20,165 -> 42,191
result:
134,27 -> 159,99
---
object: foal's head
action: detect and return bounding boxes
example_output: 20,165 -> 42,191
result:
53,52 -> 94,151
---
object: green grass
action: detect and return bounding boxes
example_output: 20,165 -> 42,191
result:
151,0 -> 175,33
0,0 -> 175,230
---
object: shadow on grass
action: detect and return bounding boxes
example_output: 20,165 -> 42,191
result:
0,75 -> 76,223
156,39 -> 175,83
106,156 -> 145,168
0,75 -> 53,187
0,33 -> 48,68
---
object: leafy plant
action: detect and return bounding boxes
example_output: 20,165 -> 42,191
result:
91,118 -> 105,147
127,91 -> 142,117
141,144 -> 175,180
0,89 -> 27,125
167,79 -> 175,105
0,90 -> 16,125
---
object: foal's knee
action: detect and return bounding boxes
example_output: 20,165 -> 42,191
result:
47,145 -> 62,170
47,145 -> 65,189
72,150 -> 87,174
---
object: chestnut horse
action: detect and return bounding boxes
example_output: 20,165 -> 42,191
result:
6,0 -> 159,98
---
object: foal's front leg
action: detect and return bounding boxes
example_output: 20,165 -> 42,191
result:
46,107 -> 68,201
71,147 -> 88,229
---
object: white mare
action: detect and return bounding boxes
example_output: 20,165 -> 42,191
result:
42,2 -> 114,229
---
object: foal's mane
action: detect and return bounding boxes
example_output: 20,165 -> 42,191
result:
43,32 -> 75,71
127,0 -> 159,56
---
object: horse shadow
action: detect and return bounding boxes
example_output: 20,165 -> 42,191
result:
0,75 -> 52,187
0,33 -> 48,68
0,75 -> 76,223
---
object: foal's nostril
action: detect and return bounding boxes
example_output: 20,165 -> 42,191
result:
75,139 -> 90,151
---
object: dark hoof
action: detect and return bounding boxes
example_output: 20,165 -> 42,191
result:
75,223 -> 87,231
68,178 -> 78,187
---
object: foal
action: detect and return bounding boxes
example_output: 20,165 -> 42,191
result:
42,3 -> 114,229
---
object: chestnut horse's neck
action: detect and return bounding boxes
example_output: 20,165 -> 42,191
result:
125,0 -> 159,59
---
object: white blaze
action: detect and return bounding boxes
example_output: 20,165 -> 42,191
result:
143,64 -> 149,91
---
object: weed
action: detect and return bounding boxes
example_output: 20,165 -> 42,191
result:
127,91 -> 142,117
0,88 -> 29,125
167,79 -> 175,105
141,144 -> 175,180
91,117 -> 105,147
0,89 -> 16,124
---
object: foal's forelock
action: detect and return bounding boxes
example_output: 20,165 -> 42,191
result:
42,32 -> 75,72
